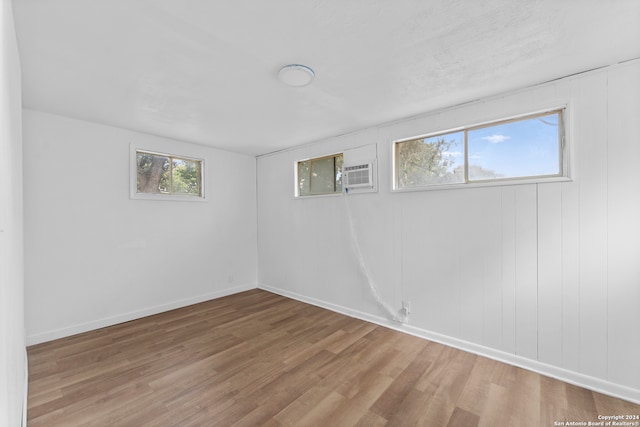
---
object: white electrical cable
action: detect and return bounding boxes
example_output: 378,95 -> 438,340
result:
344,189 -> 408,323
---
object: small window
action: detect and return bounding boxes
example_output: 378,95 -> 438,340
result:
135,150 -> 203,198
297,153 -> 343,197
394,109 -> 565,190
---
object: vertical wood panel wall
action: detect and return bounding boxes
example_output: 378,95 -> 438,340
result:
257,61 -> 640,402
606,64 -> 640,390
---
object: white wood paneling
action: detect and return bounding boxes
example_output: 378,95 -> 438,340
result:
481,189 -> 503,350
560,177 -> 581,373
606,63 -> 640,390
559,80 -> 582,373
402,192 -> 463,338
500,187 -> 517,355
537,182 -> 563,366
514,184 -> 538,360
459,189 -> 492,344
577,73 -> 609,380
256,61 -> 640,402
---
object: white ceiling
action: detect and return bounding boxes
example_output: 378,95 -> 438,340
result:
14,1 -> 640,156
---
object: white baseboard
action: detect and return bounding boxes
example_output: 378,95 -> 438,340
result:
26,283 -> 257,346
258,282 -> 640,405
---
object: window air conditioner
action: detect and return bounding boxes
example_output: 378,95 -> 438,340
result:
344,163 -> 373,190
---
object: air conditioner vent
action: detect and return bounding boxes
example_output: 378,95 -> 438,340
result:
344,163 -> 373,189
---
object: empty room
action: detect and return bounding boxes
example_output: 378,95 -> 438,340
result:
2,0 -> 640,426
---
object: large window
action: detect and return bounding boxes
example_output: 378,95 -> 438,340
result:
135,150 -> 203,198
394,109 -> 565,190
297,153 -> 343,197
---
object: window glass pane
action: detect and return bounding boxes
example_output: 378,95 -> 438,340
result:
467,112 -> 560,181
297,154 -> 343,197
396,131 -> 465,188
335,154 -> 343,193
298,160 -> 311,196
309,156 -> 336,195
136,151 -> 202,197
172,158 -> 201,196
137,152 -> 170,194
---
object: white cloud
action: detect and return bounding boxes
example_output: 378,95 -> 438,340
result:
482,134 -> 510,144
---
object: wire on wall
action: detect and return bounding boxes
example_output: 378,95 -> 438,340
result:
344,189 -> 409,324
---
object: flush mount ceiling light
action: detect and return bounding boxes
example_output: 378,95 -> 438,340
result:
278,64 -> 315,87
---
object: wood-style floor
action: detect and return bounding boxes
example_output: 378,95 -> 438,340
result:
28,290 -> 639,426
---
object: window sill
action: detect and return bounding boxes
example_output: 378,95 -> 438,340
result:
392,175 -> 573,193
294,192 -> 344,200
130,193 -> 207,202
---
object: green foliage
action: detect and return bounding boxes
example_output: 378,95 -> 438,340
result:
136,152 -> 200,196
397,138 -> 463,187
172,159 -> 200,195
396,137 -> 500,188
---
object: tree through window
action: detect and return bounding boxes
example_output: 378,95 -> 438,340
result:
136,150 -> 202,197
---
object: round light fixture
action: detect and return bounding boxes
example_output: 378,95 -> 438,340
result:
278,64 -> 315,87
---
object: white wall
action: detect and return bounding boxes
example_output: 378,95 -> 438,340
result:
257,61 -> 640,403
23,110 -> 258,344
0,0 -> 26,425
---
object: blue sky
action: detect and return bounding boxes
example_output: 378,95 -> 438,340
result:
426,112 -> 561,180
468,113 -> 560,179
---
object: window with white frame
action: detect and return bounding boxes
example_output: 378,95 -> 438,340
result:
134,150 -> 203,198
296,153 -> 343,197
394,109 -> 566,190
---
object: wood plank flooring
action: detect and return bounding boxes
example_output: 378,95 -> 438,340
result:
27,290 -> 639,426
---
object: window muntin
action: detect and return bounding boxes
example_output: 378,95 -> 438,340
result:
136,150 -> 202,197
297,153 -> 343,196
395,109 -> 564,189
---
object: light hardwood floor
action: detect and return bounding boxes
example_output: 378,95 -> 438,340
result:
28,289 -> 639,426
